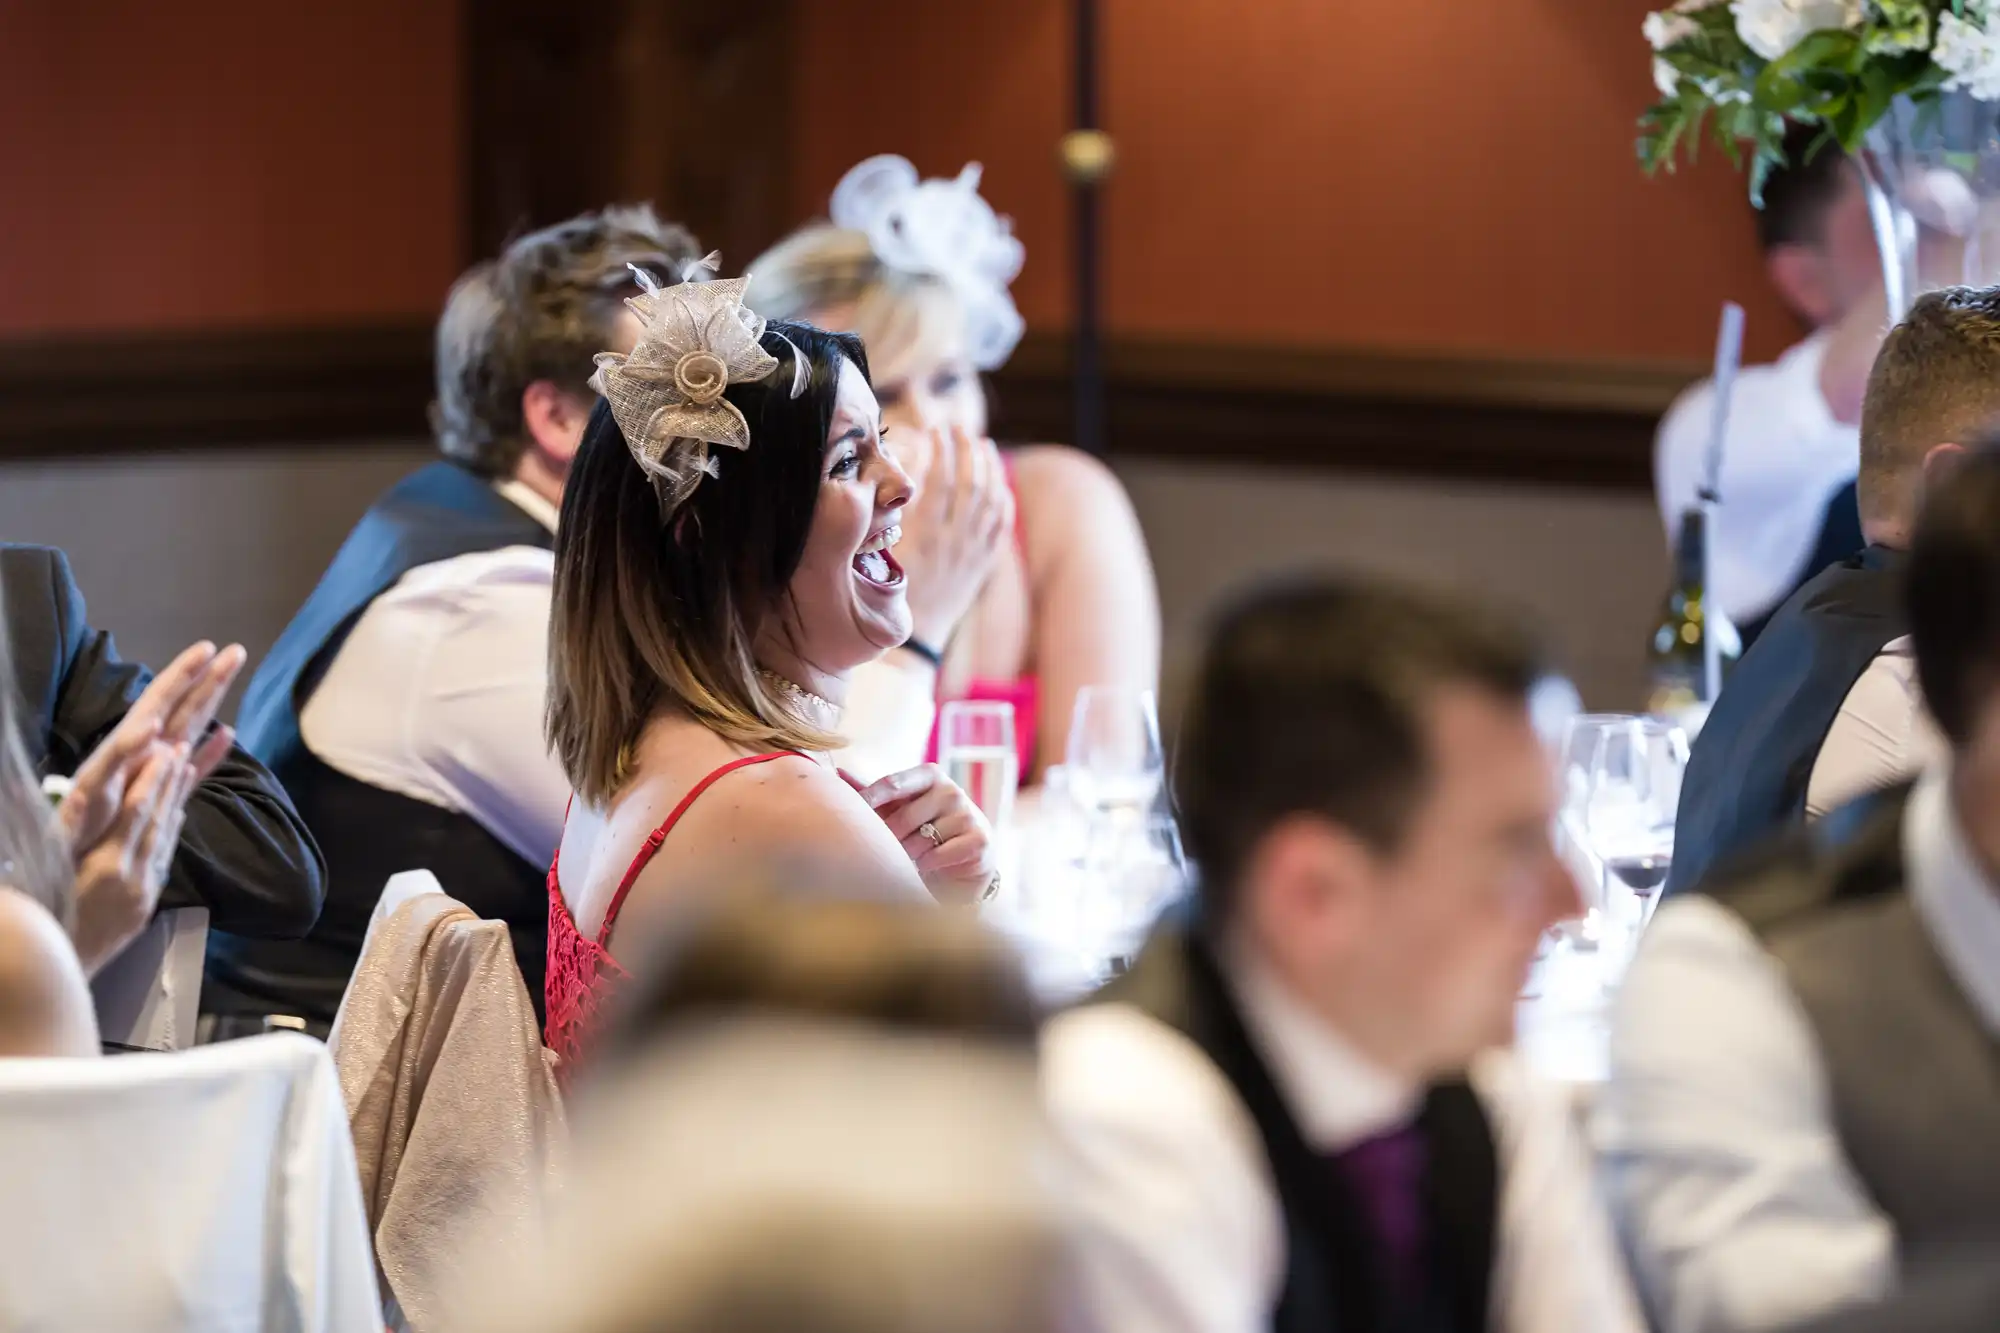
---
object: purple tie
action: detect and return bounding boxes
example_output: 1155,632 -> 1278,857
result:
1332,1122 -> 1428,1301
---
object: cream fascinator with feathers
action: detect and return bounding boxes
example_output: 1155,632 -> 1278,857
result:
587,253 -> 807,517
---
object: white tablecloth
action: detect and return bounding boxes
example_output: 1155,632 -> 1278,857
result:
989,808 -> 1615,1089
1517,944 -> 1614,1087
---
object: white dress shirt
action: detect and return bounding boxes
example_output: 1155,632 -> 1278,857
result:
1042,943 -> 1645,1333
300,480 -> 567,869
1599,764 -> 2000,1333
1655,333 -> 1859,627
1805,637 -> 1948,819
302,478 -> 936,868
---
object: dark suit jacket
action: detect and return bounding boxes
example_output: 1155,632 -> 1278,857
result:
1,545 -> 324,937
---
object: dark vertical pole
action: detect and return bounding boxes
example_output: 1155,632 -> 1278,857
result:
1070,0 -> 1105,456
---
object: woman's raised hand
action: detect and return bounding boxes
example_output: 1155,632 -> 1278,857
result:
890,424 -> 1013,651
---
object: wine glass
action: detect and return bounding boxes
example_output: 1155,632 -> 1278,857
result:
1064,686 -> 1165,816
1577,716 -> 1687,976
1078,812 -> 1188,979
1064,685 -> 1167,898
1064,687 -> 1177,976
1549,714 -> 1634,954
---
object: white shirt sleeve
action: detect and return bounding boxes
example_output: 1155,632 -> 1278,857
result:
299,547 -> 571,871
1474,1051 -> 1647,1333
1806,642 -> 1949,819
1595,897 -> 1894,1333
1654,337 -> 1859,626
1655,380 -> 1716,538
829,655 -> 938,784
413,563 -> 572,868
1041,1004 -> 1284,1333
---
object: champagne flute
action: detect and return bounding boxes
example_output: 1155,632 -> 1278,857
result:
938,700 -> 1019,833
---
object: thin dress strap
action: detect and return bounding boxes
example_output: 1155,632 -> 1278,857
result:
545,750 -> 802,1073
593,750 -> 799,947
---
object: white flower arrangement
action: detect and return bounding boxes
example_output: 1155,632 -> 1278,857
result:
1936,8 -> 2000,95
1640,1 -> 2000,200
1733,0 -> 1865,61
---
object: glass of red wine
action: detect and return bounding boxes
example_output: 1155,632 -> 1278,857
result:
1578,716 -> 1688,981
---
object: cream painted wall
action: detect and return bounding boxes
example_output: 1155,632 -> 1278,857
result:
0,442 -> 434,715
0,447 -> 1662,728
1113,459 -> 1665,726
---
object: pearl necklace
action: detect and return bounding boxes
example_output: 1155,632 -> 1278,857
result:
759,669 -> 841,730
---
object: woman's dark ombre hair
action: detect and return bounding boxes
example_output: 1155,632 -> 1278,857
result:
548,321 -> 870,803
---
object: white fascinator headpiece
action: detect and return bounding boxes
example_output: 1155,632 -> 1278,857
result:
830,154 -> 1026,371
588,252 -> 805,518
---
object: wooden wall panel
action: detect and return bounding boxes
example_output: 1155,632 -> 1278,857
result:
792,0 -> 1800,366
0,0 -> 461,336
468,0 -> 799,280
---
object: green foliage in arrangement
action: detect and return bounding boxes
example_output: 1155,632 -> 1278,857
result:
1639,1 -> 1992,203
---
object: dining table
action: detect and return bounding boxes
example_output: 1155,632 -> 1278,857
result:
984,794 -> 1618,1093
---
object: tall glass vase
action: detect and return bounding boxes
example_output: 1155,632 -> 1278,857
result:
1859,90 -> 2000,321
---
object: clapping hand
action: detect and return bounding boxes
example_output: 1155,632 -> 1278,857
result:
59,641 -> 245,975
854,763 -> 998,906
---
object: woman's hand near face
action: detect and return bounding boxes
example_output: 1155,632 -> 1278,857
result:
855,764 -> 997,906
892,424 -> 1013,650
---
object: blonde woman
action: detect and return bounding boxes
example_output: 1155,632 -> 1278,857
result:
749,156 -> 1160,786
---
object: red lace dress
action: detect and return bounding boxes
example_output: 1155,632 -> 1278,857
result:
544,751 -> 798,1072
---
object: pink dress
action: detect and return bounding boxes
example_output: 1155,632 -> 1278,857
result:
924,457 -> 1039,775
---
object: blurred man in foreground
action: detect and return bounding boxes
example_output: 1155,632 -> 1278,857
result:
1044,581 -> 1640,1333
449,897 -> 1077,1333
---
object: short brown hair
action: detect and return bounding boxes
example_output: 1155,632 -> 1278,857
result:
1859,286 -> 2000,529
601,895 -> 1040,1064
1177,579 -> 1543,919
1908,439 -> 2000,744
546,323 -> 868,803
431,204 -> 704,478
1755,123 -> 1852,253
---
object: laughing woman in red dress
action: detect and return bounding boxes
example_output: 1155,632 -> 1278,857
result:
541,266 -> 997,1069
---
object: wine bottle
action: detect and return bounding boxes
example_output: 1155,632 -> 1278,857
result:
1647,508 -> 1737,727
